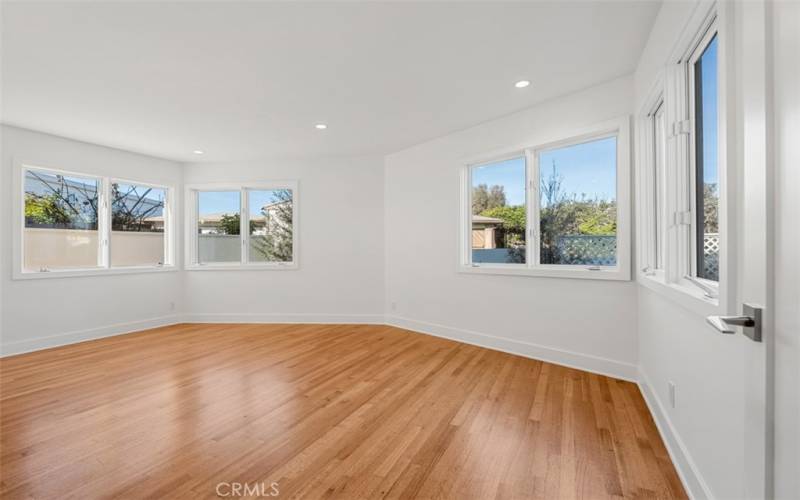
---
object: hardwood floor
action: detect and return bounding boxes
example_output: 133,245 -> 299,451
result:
0,324 -> 685,499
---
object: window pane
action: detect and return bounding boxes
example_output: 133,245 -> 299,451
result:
111,183 -> 166,267
694,34 -> 719,281
539,136 -> 617,266
471,157 -> 526,264
197,191 -> 241,263
248,189 -> 294,263
23,168 -> 99,271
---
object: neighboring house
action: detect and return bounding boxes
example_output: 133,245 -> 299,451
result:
141,215 -> 166,232
260,199 -> 291,235
192,198 -> 291,235
191,213 -> 267,235
471,215 -> 503,249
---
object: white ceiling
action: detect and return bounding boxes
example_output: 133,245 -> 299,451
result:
1,2 -> 661,162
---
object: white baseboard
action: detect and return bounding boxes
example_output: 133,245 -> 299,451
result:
4,312 -> 637,382
385,315 -> 637,381
183,313 -> 385,325
3,312 -> 635,382
637,367 -> 713,500
0,315 -> 183,357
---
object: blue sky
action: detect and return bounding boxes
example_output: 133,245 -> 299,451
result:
472,136 -> 617,207
198,190 -> 283,217
113,182 -> 165,216
699,35 -> 718,186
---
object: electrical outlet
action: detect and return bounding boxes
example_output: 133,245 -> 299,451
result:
170,301 -> 176,312
390,302 -> 397,312
668,381 -> 676,408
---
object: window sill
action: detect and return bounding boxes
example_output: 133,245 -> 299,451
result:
185,263 -> 298,271
637,271 -> 720,317
458,265 -> 630,281
12,265 -> 178,281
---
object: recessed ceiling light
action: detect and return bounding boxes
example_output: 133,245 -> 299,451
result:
514,80 -> 531,88
315,123 -> 328,130
193,150 -> 205,155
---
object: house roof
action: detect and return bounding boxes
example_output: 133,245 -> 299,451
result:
472,215 -> 503,224
196,214 -> 267,224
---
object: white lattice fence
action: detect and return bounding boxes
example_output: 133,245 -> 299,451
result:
703,233 -> 720,280
555,235 -> 617,266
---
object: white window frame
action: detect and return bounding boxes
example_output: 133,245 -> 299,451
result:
637,79 -> 667,281
184,181 -> 299,270
459,116 -> 631,281
635,1 -> 733,317
687,21 -> 720,286
12,160 -> 177,280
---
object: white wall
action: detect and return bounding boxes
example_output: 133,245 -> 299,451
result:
0,125 -> 184,355
181,157 -> 385,323
384,77 -> 638,380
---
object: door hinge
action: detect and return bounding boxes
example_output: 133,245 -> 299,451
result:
672,120 -> 691,136
673,211 -> 692,226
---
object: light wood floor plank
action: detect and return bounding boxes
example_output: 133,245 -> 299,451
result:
0,323 -> 685,499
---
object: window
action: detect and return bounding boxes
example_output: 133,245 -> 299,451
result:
111,182 -> 167,267
537,136 -> 617,267
23,168 -> 100,271
470,157 -> 526,265
691,33 -> 719,282
186,182 -> 297,269
247,189 -> 294,263
461,117 -> 630,280
198,191 -> 242,264
636,6 -> 725,307
15,163 -> 175,278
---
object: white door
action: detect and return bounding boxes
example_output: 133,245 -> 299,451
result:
732,1 -> 777,497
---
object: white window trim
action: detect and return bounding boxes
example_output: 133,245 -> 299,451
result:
636,74 -> 666,278
11,159 -> 177,280
184,181 -> 299,271
634,0 -> 735,316
458,116 -> 631,281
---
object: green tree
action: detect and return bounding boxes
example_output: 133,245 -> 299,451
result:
480,205 -> 526,232
23,171 -> 98,229
538,161 -> 617,263
472,184 -> 506,214
252,190 -> 294,262
218,213 -> 242,235
216,213 -> 257,235
703,183 -> 719,233
25,193 -> 73,226
577,200 -> 617,235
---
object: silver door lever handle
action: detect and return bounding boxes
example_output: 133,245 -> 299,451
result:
706,315 -> 755,334
706,303 -> 762,341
